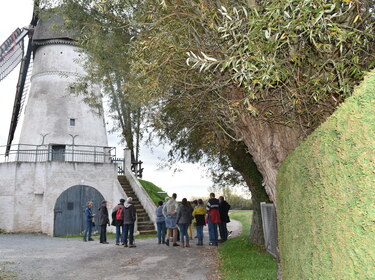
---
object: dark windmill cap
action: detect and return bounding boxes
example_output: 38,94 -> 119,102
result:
101,200 -> 107,204
120,198 -> 125,203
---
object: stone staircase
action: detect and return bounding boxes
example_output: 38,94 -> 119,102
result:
118,176 -> 156,235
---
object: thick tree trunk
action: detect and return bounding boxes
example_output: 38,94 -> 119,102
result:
234,113 -> 302,203
226,142 -> 270,246
233,113 -> 303,280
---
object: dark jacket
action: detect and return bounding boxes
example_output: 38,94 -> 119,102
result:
219,200 -> 231,223
98,206 -> 109,226
122,203 -> 136,224
176,204 -> 192,224
111,203 -> 124,226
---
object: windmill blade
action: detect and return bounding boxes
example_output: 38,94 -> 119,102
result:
0,28 -> 29,82
5,38 -> 33,156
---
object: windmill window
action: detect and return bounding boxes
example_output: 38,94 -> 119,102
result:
70,119 -> 76,126
69,86 -> 76,95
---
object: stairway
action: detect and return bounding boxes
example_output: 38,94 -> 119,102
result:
118,176 -> 156,235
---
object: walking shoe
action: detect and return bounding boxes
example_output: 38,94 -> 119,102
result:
101,242 -> 109,244
162,241 -> 165,244
209,242 -> 214,246
83,239 -> 87,242
88,238 -> 94,241
165,239 -> 170,246
124,244 -> 128,247
172,243 -> 180,247
158,241 -> 161,245
129,244 -> 136,248
115,243 -> 120,246
215,243 -> 219,246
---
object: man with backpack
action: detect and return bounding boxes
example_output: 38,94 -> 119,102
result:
112,198 -> 125,245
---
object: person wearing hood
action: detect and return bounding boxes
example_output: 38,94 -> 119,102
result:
98,200 -> 110,244
122,197 -> 137,248
112,198 -> 125,245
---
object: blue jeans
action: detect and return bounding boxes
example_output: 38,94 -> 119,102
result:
157,221 -> 166,243
208,221 -> 218,244
124,223 -> 135,245
179,223 -> 189,243
116,224 -> 125,243
196,225 -> 204,243
83,220 -> 93,240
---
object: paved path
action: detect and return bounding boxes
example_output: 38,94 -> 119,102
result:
0,220 -> 241,280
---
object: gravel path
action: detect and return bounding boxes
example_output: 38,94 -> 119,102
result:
0,220 -> 242,280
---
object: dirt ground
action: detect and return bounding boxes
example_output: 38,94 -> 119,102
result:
0,220 -> 241,280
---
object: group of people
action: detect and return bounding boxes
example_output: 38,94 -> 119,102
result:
83,197 -> 137,247
82,192 -> 231,248
157,192 -> 231,247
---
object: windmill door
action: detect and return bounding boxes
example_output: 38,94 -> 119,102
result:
51,145 -> 66,161
53,185 -> 105,236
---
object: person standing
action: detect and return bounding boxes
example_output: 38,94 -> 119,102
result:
187,201 -> 194,240
156,200 -> 166,244
176,198 -> 192,248
83,201 -> 95,242
192,199 -> 206,246
162,193 -> 179,246
206,193 -> 221,246
218,196 -> 231,242
122,197 -> 137,248
112,198 -> 125,245
98,200 -> 110,244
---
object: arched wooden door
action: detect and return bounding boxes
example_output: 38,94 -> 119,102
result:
54,185 -> 105,236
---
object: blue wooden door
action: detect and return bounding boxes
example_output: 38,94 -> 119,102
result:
54,185 -> 105,236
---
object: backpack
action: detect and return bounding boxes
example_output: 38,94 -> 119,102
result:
116,205 -> 123,221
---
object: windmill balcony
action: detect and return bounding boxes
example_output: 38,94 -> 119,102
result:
0,144 -> 116,164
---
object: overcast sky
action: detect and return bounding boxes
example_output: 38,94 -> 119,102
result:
0,0 -> 214,200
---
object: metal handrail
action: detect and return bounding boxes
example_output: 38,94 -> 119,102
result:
0,143 -> 116,164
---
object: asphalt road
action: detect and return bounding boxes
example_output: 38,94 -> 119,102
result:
0,220 -> 241,280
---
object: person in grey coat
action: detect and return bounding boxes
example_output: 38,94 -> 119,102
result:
176,198 -> 192,248
98,200 -> 110,244
122,197 -> 137,247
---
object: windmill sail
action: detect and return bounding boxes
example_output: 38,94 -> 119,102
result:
0,28 -> 28,82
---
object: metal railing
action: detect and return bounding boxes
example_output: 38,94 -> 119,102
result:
0,144 -> 116,164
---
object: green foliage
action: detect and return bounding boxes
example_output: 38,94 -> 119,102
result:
222,187 -> 253,210
277,70 -> 375,280
219,211 -> 277,279
187,0 -> 375,128
138,179 -> 169,205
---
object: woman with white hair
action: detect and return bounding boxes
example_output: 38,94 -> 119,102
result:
122,197 -> 137,247
83,201 -> 95,242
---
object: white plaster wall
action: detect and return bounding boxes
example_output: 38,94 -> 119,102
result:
0,162 -> 126,235
19,43 -> 108,147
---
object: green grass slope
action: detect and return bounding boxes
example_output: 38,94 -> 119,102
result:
277,70 -> 375,280
139,179 -> 169,205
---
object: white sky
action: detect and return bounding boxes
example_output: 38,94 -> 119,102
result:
0,0 -> 214,200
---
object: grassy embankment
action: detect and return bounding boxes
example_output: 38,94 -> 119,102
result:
219,211 -> 277,280
139,179 -> 169,205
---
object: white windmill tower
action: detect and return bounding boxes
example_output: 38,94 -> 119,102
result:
0,3 -> 131,236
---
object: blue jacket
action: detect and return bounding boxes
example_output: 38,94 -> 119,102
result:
156,206 -> 165,223
85,207 -> 93,222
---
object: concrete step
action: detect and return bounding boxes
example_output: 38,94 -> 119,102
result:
137,224 -> 155,231
139,230 -> 157,235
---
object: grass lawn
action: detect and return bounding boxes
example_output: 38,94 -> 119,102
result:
139,179 -> 169,205
219,211 -> 277,280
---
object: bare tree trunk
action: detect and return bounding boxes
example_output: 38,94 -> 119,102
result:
233,113 -> 303,280
234,113 -> 302,203
226,142 -> 270,246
